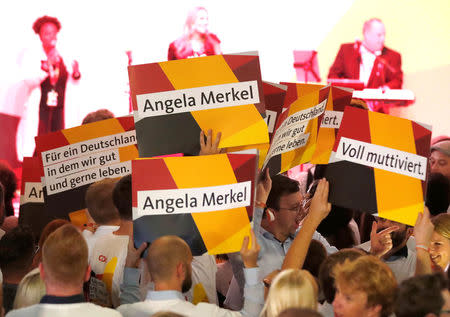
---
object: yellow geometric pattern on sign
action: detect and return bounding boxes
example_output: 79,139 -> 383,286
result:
311,89 -> 337,164
280,88 -> 322,173
163,155 -> 251,253
369,111 -> 424,226
103,256 -> 118,293
159,55 -> 268,148
62,119 -> 125,144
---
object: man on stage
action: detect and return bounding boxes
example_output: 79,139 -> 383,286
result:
328,18 -> 403,89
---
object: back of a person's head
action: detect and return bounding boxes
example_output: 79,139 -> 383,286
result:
13,268 -> 46,309
85,178 -> 120,225
319,248 -> 365,303
113,174 -> 132,221
260,269 -> 317,317
395,273 -> 448,317
431,213 -> 450,239
0,160 -> 17,217
81,109 -> 115,125
267,174 -> 300,209
426,172 -> 450,216
349,98 -> 369,110
152,312 -> 186,317
333,255 -> 397,317
277,308 -> 322,317
302,240 -> 327,279
147,235 -> 191,284
42,224 -> 88,286
0,226 -> 34,275
33,219 -> 69,266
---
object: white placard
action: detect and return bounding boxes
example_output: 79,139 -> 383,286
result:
336,137 -> 427,180
137,181 -> 251,217
136,81 -> 260,119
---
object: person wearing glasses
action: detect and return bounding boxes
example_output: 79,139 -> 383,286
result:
224,173 -> 337,310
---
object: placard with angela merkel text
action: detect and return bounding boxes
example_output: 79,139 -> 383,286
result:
132,153 -> 258,255
128,53 -> 269,157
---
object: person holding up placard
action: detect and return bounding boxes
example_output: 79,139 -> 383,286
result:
225,174 -> 337,310
168,7 -> 221,60
117,232 -> 263,317
414,209 -> 450,275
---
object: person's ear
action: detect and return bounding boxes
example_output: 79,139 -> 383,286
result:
84,265 -> 92,282
266,208 -> 275,222
406,226 -> 414,239
366,304 -> 382,317
176,262 -> 185,280
39,262 -> 45,281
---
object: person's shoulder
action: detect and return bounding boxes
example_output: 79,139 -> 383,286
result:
382,46 -> 401,58
6,303 -> 120,317
5,304 -> 38,317
82,303 -> 122,316
338,42 -> 355,51
117,301 -> 153,315
207,33 -> 221,43
195,301 -> 235,315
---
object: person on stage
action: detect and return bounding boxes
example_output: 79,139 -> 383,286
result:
32,15 -> 81,135
328,18 -> 403,89
168,7 -> 221,60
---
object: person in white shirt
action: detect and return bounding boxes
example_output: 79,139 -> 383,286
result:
117,234 -> 263,317
6,224 -> 120,317
83,178 -> 128,307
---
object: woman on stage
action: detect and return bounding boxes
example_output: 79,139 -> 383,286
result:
168,7 -> 221,60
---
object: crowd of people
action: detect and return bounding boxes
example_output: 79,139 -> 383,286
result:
0,9 -> 449,317
0,116 -> 449,316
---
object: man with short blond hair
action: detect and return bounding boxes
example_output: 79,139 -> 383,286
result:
6,224 -> 121,316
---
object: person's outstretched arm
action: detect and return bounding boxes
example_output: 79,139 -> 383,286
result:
282,179 -> 331,270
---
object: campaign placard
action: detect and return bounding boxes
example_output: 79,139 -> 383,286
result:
226,81 -> 286,169
310,86 -> 354,164
34,116 -> 138,222
132,153 -> 257,255
18,157 -> 48,240
325,107 -> 431,226
262,81 -> 287,139
263,85 -> 330,175
128,53 -> 269,157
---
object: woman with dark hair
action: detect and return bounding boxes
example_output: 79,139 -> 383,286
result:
168,7 -> 221,60
31,15 -> 81,135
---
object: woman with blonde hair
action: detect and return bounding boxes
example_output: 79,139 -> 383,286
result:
414,210 -> 450,275
168,7 -> 221,60
260,269 -> 318,317
430,213 -> 450,271
12,268 -> 46,309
